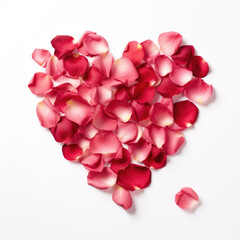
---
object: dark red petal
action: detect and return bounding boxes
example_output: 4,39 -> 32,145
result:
158,32 -> 182,56
169,66 -> 192,86
92,105 -> 118,131
51,35 -> 76,58
36,99 -> 60,128
117,164 -> 151,191
123,41 -> 144,65
172,45 -> 195,66
112,185 -> 132,210
175,187 -> 199,209
112,57 -> 138,84
45,55 -> 65,79
28,72 -> 52,96
154,55 -> 173,77
128,138 -> 152,162
150,102 -> 173,127
156,76 -> 184,98
143,147 -> 167,169
63,54 -> 88,77
111,148 -> 131,173
116,122 -> 138,144
133,82 -> 155,103
50,116 -> 78,143
84,66 -> 103,87
90,132 -> 121,154
189,56 -> 209,78
32,48 -> 51,67
62,144 -> 83,161
137,64 -> 158,85
140,39 -> 159,62
87,167 -> 117,189
114,85 -> 132,102
163,128 -> 185,155
174,100 -> 199,128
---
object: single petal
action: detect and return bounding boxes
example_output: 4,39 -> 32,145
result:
172,45 -> 195,66
148,125 -> 166,148
32,48 -> 51,67
150,102 -> 173,127
114,85 -> 132,102
156,76 -> 183,98
50,116 -> 78,143
137,63 -> 158,85
36,99 -> 60,128
77,83 -> 97,105
163,128 -> 185,155
143,147 -> 167,169
115,122 -> 138,144
112,185 -> 132,210
169,66 -> 193,86
45,55 -> 65,79
87,167 -> 117,189
122,41 -> 144,66
131,101 -> 151,122
111,148 -> 131,173
107,100 -> 132,123
117,164 -> 151,191
90,132 -> 121,154
158,31 -> 182,56
51,35 -> 76,58
188,56 -> 209,78
154,55 -> 173,77
128,138 -> 152,162
184,78 -> 213,104
95,86 -> 112,105
28,72 -> 52,96
111,57 -> 138,84
84,66 -> 103,87
175,187 -> 199,209
174,100 -> 199,128
140,39 -> 160,62
133,82 -> 155,103
62,144 -> 82,161
92,105 -> 118,131
80,150 -> 104,172
63,54 -> 88,77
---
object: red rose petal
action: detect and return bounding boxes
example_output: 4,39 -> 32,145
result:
112,185 -> 132,210
87,167 -> 117,189
189,56 -> 209,78
133,82 -> 155,104
62,144 -> 83,161
28,72 -> 52,96
137,64 -> 158,85
123,41 -> 144,66
131,101 -> 151,122
158,31 -> 182,56
32,48 -> 51,67
114,85 -> 132,102
140,39 -> 160,62
184,78 -> 213,104
174,100 -> 199,128
169,66 -> 193,86
175,187 -> 199,209
154,55 -> 173,77
90,131 -> 121,154
84,66 -> 103,87
143,147 -> 167,169
172,45 -> 195,66
111,148 -> 131,173
117,164 -> 151,191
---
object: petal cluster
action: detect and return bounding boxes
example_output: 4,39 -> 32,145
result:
29,31 -> 213,210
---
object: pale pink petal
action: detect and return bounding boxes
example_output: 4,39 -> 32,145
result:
95,86 -> 112,105
184,78 -> 213,104
140,40 -> 160,62
175,187 -> 199,209
90,132 -> 121,154
148,125 -> 166,148
28,72 -> 52,96
32,48 -> 51,67
169,66 -> 193,86
158,31 -> 182,56
80,121 -> 98,140
87,167 -> 117,189
154,55 -> 173,77
77,83 -> 97,105
112,185 -> 132,210
54,75 -> 82,88
116,122 -> 138,144
101,78 -> 123,88
122,41 -> 144,65
188,56 -> 209,78
62,144 -> 82,161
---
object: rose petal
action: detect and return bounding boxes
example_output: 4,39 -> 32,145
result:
158,31 -> 182,56
163,128 -> 185,155
112,185 -> 132,210
146,125 -> 166,148
111,148 -> 131,173
28,72 -> 52,96
128,138 -> 152,162
112,57 -> 138,84
54,75 -> 82,88
143,147 -> 167,169
62,144 -> 83,161
115,122 -> 138,144
77,83 -> 97,105
45,55 -> 65,79
117,164 -> 151,191
131,101 -> 151,122
80,150 -> 104,172
184,78 -> 213,104
140,39 -> 160,62
95,86 -> 112,105
175,187 -> 199,209
169,66 -> 193,86
174,100 -> 199,128
84,66 -> 103,87
32,48 -> 51,67
172,45 -> 195,66
188,56 -> 209,78
114,85 -> 132,102
36,99 -> 60,128
90,132 -> 121,154
122,41 -> 144,66
137,63 -> 158,85
133,82 -> 155,104
87,167 -> 117,189
154,55 -> 173,77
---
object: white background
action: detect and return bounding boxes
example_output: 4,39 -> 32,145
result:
0,0 -> 239,239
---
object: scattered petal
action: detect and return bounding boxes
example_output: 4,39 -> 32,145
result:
140,39 -> 159,62
172,45 -> 195,66
189,56 -> 209,78
112,185 -> 132,210
154,55 -> 173,77
32,48 -> 51,67
62,144 -> 82,161
175,187 -> 199,209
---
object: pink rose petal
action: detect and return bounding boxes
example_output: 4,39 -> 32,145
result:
175,187 -> 199,209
